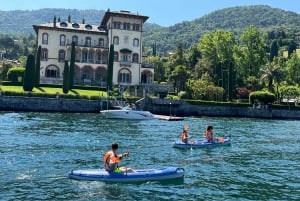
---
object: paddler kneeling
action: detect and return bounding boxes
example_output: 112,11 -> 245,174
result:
103,142 -> 134,173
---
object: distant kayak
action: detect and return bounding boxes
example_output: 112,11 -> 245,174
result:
68,167 -> 184,183
173,137 -> 231,149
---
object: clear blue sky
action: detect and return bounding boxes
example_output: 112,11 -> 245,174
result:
1,0 -> 300,26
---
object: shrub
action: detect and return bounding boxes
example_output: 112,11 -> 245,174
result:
7,67 -> 25,82
178,91 -> 188,99
249,91 -> 276,104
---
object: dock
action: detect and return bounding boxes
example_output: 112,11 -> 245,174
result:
153,114 -> 184,121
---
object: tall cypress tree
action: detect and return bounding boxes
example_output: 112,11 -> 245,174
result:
107,44 -> 114,91
69,41 -> 75,88
23,54 -> 35,91
35,45 -> 41,87
62,61 -> 70,94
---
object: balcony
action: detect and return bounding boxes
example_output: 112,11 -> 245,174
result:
120,61 -> 131,66
141,63 -> 155,68
66,42 -> 109,49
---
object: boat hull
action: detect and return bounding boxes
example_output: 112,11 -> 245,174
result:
68,167 -> 184,182
100,109 -> 154,120
173,138 -> 231,148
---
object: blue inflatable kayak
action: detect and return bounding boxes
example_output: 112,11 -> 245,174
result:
173,137 -> 231,149
69,167 -> 184,183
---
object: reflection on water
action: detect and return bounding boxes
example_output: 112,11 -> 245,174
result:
0,112 -> 299,200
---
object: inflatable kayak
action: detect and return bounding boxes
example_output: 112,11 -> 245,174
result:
68,166 -> 184,183
173,137 -> 231,149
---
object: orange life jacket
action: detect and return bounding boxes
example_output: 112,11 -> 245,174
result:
181,133 -> 187,141
103,151 -> 120,166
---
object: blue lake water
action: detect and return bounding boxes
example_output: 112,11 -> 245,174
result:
0,112 -> 299,200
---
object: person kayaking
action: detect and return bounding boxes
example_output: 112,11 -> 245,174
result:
103,142 -> 133,173
205,125 -> 215,142
180,125 -> 190,143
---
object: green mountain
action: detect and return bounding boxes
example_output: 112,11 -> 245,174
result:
1,5 -> 300,53
0,8 -> 105,34
143,5 -> 300,53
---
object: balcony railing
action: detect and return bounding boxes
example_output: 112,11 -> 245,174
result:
120,61 -> 132,66
141,63 -> 155,68
75,59 -> 107,65
66,42 -> 109,49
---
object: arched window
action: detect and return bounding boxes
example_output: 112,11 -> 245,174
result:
132,53 -> 139,63
58,50 -> 65,62
42,33 -> 48,44
133,38 -> 139,47
113,36 -> 119,45
45,65 -> 59,78
60,34 -> 66,46
98,38 -> 104,47
85,37 -> 91,46
119,69 -> 131,83
114,52 -> 119,62
41,48 -> 48,61
72,35 -> 78,45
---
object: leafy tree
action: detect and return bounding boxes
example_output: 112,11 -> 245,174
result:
35,46 -> 41,87
269,40 -> 279,61
236,25 -> 267,84
260,59 -> 283,93
285,52 -> 300,85
23,54 -> 35,91
69,41 -> 75,88
199,30 -> 236,100
62,61 -> 70,94
0,36 -> 14,58
146,56 -> 166,83
170,65 -> 190,92
186,74 -> 224,101
107,44 -> 114,91
186,44 -> 201,72
0,62 -> 12,80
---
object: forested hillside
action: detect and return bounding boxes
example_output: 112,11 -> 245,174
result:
143,5 -> 300,54
0,9 -> 105,34
0,5 -> 300,54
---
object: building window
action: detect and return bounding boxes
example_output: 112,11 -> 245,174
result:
133,38 -> 139,47
42,33 -> 48,45
58,50 -> 65,62
113,21 -> 121,29
113,36 -> 119,45
123,22 -> 131,30
121,54 -> 130,62
98,38 -> 104,47
119,69 -> 131,83
85,37 -> 91,46
124,35 -> 129,44
132,24 -> 140,31
72,35 -> 78,45
41,48 -> 48,61
114,52 -> 119,62
45,65 -> 59,78
59,34 -> 66,46
132,53 -> 139,63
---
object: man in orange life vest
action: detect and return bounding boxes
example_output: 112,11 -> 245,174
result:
103,142 -> 133,172
181,125 -> 190,143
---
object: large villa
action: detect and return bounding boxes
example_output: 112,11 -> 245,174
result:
33,9 -> 154,87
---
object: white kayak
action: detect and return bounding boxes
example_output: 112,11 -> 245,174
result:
68,166 -> 185,183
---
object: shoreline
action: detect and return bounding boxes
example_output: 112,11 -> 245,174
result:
1,96 -> 300,120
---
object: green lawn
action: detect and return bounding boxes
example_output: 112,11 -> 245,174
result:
0,85 -> 106,97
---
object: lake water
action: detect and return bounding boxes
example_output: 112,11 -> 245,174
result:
0,112 -> 299,200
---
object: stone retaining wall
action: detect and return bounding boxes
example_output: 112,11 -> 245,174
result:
1,96 -> 300,119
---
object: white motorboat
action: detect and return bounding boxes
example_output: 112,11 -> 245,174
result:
100,106 -> 154,120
